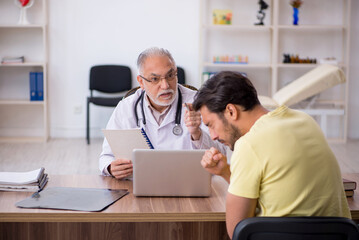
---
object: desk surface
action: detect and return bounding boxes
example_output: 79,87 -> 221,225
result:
0,174 -> 228,222
1,173 -> 359,222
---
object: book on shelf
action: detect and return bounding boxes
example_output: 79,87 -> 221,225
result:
1,56 -> 25,64
212,9 -> 232,25
30,72 -> 37,101
29,72 -> 44,101
345,190 -> 354,198
202,71 -> 247,82
37,72 -> 44,101
343,178 -> 357,191
0,167 -> 48,192
202,72 -> 217,82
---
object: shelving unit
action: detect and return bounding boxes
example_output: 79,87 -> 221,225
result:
0,0 -> 48,142
199,0 -> 351,142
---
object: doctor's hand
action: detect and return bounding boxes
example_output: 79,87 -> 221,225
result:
201,147 -> 231,183
108,158 -> 133,180
184,103 -> 202,141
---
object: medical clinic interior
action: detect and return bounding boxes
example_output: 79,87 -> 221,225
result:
1,0 -> 359,240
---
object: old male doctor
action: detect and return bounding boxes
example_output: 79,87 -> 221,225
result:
99,47 -> 226,179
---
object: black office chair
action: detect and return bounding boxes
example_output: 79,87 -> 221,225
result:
177,66 -> 185,85
87,65 -> 132,144
232,216 -> 359,240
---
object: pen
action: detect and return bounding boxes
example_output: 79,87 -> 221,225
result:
184,103 -> 190,111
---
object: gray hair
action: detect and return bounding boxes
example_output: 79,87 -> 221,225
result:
136,47 -> 176,74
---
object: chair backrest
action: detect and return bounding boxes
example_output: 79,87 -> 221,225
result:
123,86 -> 141,99
90,65 -> 132,93
232,217 -> 359,240
273,64 -> 346,107
177,66 -> 185,84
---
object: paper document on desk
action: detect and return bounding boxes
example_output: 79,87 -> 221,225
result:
0,168 -> 48,192
102,128 -> 154,160
0,168 -> 44,185
0,174 -> 48,192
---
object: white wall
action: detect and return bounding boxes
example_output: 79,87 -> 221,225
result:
348,0 -> 359,139
48,0 -> 200,138
48,0 -> 359,139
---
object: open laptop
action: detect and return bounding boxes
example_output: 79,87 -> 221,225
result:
132,149 -> 211,197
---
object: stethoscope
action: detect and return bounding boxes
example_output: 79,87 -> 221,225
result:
134,87 -> 183,136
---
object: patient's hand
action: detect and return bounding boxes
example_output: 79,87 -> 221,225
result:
201,147 -> 230,183
109,158 -> 133,180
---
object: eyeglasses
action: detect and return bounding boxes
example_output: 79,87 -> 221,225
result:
139,71 -> 177,84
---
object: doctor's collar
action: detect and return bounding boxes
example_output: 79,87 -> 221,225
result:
145,95 -> 172,116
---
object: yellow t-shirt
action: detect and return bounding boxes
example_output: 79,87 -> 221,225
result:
228,105 -> 351,218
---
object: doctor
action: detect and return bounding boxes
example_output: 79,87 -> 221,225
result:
99,47 -> 226,179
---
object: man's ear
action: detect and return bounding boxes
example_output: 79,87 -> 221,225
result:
224,104 -> 239,121
137,75 -> 145,90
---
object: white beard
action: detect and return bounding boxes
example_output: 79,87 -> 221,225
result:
147,88 -> 176,107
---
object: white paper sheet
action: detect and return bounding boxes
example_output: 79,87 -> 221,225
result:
0,168 -> 44,185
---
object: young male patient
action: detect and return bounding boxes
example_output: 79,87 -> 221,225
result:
192,71 -> 351,238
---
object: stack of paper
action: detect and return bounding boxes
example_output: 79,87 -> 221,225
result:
0,168 -> 48,192
1,56 -> 25,64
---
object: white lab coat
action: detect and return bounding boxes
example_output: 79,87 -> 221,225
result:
99,84 -> 227,176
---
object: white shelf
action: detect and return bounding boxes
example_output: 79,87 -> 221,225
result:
314,99 -> 345,106
0,100 -> 45,105
0,62 -> 45,67
294,108 -> 344,115
202,25 -> 272,31
203,62 -> 271,69
0,24 -> 45,29
277,64 -> 318,68
0,0 -> 48,142
278,25 -> 344,30
200,0 -> 351,141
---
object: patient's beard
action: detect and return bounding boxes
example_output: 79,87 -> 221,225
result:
228,124 -> 241,151
220,117 -> 242,151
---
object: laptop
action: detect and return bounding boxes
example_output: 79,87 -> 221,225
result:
132,149 -> 211,197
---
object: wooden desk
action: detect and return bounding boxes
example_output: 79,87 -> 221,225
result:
343,173 -> 359,221
1,173 -> 359,240
0,175 -> 230,240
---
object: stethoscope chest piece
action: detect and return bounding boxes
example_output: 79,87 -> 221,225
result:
173,124 -> 183,136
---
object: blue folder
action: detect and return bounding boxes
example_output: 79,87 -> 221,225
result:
29,72 -> 37,101
37,72 -> 44,101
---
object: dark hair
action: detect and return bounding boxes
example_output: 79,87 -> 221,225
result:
193,71 -> 260,113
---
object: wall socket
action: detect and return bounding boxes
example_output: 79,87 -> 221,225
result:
74,105 -> 82,114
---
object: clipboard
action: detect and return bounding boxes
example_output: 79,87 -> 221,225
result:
102,128 -> 154,160
15,187 -> 129,212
